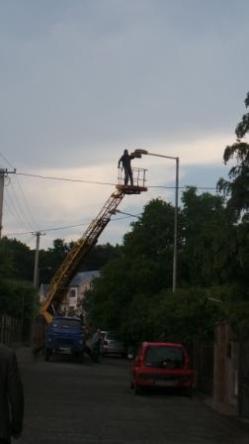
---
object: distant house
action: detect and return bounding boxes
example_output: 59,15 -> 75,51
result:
66,271 -> 100,316
39,271 -> 100,317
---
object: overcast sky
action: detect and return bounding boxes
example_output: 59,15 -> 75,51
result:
1,0 -> 249,249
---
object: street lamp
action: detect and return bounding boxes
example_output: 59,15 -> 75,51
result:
132,149 -> 179,293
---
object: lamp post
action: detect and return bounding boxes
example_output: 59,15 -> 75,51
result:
132,149 -> 179,293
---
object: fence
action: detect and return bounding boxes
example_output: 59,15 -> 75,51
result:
0,314 -> 22,345
191,340 -> 214,394
239,326 -> 249,418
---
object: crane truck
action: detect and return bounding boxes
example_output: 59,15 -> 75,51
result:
33,167 -> 147,357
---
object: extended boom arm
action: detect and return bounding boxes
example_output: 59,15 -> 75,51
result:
40,190 -> 125,322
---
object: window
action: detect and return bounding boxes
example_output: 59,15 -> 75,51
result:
145,346 -> 184,368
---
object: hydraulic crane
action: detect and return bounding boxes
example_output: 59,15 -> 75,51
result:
40,167 -> 147,324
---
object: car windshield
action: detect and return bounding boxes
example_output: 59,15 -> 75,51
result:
52,319 -> 81,330
145,346 -> 184,368
105,332 -> 119,341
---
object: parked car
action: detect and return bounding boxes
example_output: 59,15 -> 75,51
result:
45,316 -> 85,362
101,331 -> 126,357
131,341 -> 193,395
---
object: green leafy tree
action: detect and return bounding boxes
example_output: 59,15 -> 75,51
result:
0,279 -> 36,319
0,237 -> 33,281
85,199 -> 184,337
38,240 -> 121,284
180,187 -> 237,286
86,195 -> 237,344
217,92 -> 249,217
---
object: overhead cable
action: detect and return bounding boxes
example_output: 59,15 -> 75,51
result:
5,214 -> 133,237
17,171 -> 218,191
9,176 -> 38,230
17,172 -> 115,186
0,152 -> 15,169
5,187 -> 33,233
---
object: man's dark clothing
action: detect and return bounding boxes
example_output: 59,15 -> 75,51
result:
0,345 -> 24,442
118,151 -> 134,186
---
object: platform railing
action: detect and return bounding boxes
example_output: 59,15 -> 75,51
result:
117,167 -> 147,189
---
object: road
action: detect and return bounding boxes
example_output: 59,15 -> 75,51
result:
17,350 -> 249,444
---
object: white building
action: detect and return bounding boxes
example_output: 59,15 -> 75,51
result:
39,270 -> 100,317
66,270 -> 100,316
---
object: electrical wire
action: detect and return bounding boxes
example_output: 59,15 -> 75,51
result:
17,172 -> 115,186
5,214 -> 136,237
17,171 -> 218,191
0,152 -> 15,169
5,187 -> 33,232
0,151 -> 38,232
10,175 -> 38,230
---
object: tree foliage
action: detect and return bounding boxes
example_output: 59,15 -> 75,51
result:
85,196 -> 232,344
180,187 -> 237,286
217,92 -> 249,217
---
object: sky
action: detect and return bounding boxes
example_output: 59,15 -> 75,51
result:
1,0 -> 249,250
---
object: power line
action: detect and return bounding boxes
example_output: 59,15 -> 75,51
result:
5,187 -> 33,233
6,183 -> 34,231
113,209 -> 140,218
5,214 -> 133,237
17,172 -> 115,186
8,176 -> 38,231
0,152 -> 15,169
0,153 -> 38,231
17,171 -> 219,191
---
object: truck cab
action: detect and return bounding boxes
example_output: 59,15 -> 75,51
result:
45,316 -> 85,362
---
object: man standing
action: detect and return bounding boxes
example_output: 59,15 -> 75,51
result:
90,329 -> 102,362
0,344 -> 24,444
118,149 -> 134,186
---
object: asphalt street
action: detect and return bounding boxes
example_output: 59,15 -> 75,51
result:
17,349 -> 249,444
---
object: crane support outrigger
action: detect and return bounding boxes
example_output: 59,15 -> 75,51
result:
40,166 -> 147,324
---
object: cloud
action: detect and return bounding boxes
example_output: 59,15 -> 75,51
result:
1,1 -> 248,248
4,130 -> 231,248
1,1 -> 248,170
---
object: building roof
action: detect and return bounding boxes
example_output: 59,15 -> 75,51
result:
70,270 -> 100,286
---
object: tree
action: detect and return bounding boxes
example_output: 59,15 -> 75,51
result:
0,237 -> 33,281
85,198 -> 185,338
217,92 -> 249,217
38,240 -> 121,284
180,187 -> 237,286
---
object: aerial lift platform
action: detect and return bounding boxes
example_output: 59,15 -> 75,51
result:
39,166 -> 147,325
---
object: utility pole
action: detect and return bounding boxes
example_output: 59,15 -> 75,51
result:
0,168 -> 16,239
33,231 -> 45,289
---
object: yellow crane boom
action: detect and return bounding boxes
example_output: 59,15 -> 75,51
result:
40,166 -> 147,323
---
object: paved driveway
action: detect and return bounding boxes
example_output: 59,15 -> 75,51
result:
17,351 -> 249,444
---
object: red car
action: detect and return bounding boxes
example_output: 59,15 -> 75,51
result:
131,341 -> 194,396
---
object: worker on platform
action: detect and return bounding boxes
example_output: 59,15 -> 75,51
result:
118,149 -> 134,186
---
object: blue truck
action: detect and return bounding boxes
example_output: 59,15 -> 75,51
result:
45,316 -> 85,362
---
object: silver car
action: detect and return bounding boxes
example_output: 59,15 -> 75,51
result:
101,331 -> 126,357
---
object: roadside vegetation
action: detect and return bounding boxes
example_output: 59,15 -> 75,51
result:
0,235 -> 120,324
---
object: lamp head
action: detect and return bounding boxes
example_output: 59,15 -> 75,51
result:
131,149 -> 148,158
